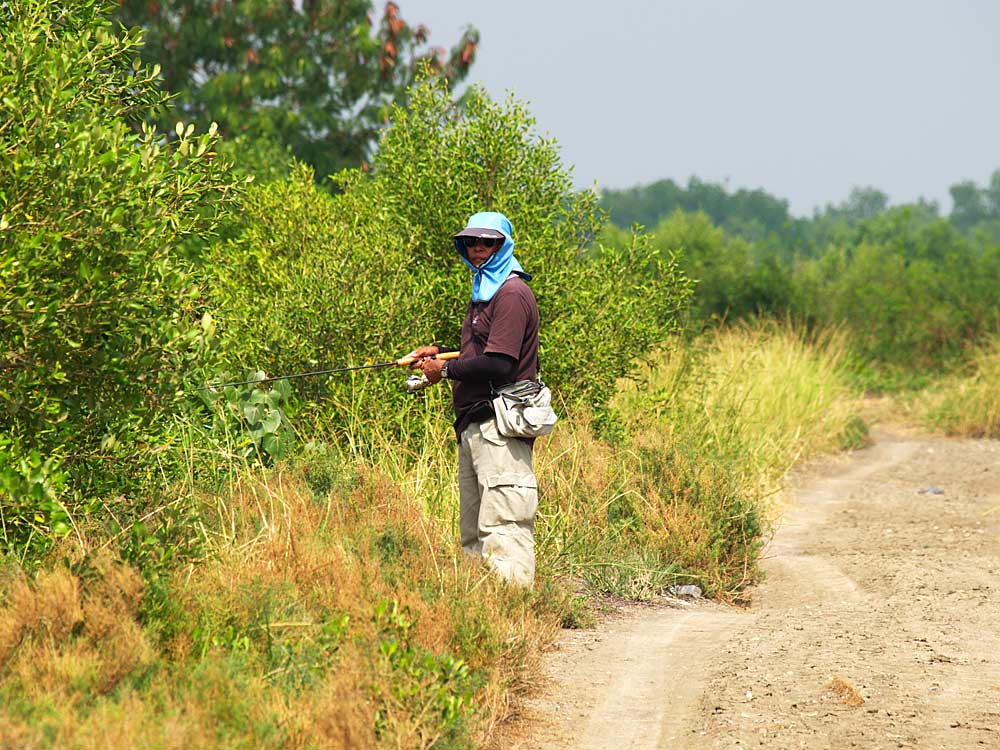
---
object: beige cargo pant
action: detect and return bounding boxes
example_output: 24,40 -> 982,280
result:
458,418 -> 537,587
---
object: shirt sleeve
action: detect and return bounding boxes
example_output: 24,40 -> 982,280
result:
446,352 -> 515,382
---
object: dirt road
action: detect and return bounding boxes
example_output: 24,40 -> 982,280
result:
509,430 -> 1000,749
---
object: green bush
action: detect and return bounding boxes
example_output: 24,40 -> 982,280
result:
791,211 -> 1000,371
600,203 -> 1000,385
0,436 -> 69,558
648,210 -> 793,323
206,75 -> 692,441
0,0 -> 237,553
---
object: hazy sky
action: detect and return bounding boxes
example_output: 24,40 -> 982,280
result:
404,0 -> 1000,216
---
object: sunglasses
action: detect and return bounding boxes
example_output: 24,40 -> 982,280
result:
463,236 -> 501,249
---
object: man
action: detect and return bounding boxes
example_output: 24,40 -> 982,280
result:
409,211 -> 540,587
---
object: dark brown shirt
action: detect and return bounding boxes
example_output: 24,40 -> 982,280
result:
452,274 -> 539,436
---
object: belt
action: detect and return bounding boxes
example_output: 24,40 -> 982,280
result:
466,401 -> 494,423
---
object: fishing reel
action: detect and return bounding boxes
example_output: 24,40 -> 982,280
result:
404,372 -> 433,393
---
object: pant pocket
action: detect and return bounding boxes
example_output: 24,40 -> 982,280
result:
480,472 -> 538,527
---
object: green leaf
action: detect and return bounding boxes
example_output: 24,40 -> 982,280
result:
260,409 -> 281,434
272,378 -> 291,401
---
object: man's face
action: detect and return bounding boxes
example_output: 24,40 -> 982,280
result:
465,236 -> 501,268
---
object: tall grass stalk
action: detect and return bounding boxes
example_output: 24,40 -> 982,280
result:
617,322 -> 862,500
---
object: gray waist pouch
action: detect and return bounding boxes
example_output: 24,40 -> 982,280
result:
491,380 -> 558,438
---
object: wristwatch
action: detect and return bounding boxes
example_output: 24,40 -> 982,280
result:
440,363 -> 449,379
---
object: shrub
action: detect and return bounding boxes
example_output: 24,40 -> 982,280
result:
0,0 -> 237,554
206,75 -> 692,441
791,211 -> 1000,374
650,210 -> 794,323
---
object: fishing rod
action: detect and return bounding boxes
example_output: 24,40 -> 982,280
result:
189,351 -> 459,392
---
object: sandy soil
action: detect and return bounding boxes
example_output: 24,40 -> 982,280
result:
506,429 -> 1000,749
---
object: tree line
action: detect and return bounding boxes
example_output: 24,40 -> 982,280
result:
599,174 -> 1000,384
601,173 -> 1000,251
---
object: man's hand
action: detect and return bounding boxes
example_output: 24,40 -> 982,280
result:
405,345 -> 440,368
418,356 -> 445,384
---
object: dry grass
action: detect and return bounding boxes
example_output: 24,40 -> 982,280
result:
0,453 -> 558,749
564,321 -> 866,597
915,338 -> 1000,438
0,551 -> 164,749
616,322 -> 862,506
186,464 -> 558,748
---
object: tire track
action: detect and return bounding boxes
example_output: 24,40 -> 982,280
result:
507,431 -> 1000,749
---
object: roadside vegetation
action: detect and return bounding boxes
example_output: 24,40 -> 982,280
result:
0,322 -> 859,748
600,161 -> 1000,430
914,338 -> 1000,438
1,1 -> 992,748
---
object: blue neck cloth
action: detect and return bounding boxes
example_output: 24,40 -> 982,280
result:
454,211 -> 531,303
